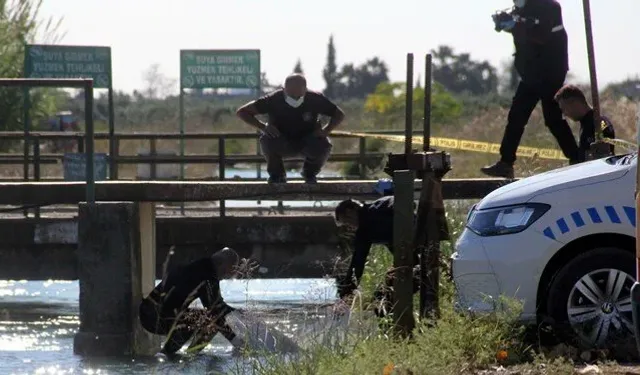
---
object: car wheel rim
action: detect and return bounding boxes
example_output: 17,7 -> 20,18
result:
566,268 -> 634,347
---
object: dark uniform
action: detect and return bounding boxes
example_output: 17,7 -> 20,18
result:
253,89 -> 339,181
139,257 -> 237,355
499,0 -> 580,165
337,196 -> 420,316
579,109 -> 616,157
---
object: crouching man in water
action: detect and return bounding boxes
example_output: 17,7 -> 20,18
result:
139,247 -> 244,358
334,196 -> 421,318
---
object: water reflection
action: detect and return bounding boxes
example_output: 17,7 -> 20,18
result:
0,279 -> 338,374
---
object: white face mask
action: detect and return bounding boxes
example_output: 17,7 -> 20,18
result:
285,95 -> 304,108
513,0 -> 526,8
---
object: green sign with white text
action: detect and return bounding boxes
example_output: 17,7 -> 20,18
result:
180,49 -> 260,89
24,44 -> 112,89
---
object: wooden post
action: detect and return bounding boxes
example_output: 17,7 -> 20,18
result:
392,169 -> 415,337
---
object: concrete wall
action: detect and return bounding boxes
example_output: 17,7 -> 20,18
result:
0,216 -> 347,280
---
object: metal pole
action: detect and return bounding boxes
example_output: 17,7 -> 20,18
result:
631,106 -> 640,356
582,0 -> 601,138
84,79 -> 95,204
108,87 -> 117,179
219,136 -> 226,217
392,169 -> 416,337
405,53 -> 414,156
179,89 -> 185,215
423,54 -> 432,152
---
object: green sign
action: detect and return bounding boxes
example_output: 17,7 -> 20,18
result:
24,44 -> 112,89
180,49 -> 260,89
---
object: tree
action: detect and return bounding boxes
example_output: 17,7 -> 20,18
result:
364,81 -> 463,127
141,63 -> 176,99
322,35 -> 338,98
0,0 -> 63,134
431,45 -> 499,95
293,59 -> 304,74
335,57 -> 389,99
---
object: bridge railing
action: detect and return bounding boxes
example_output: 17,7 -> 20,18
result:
0,129 -> 420,182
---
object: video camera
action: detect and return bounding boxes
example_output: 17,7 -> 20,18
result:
492,6 -> 539,32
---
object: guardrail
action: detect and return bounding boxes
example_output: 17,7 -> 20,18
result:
0,129 -> 423,181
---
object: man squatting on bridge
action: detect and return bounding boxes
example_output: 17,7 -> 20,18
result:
139,247 -> 244,357
334,196 -> 422,318
236,73 -> 345,184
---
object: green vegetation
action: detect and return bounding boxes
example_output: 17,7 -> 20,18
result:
0,0 -> 62,135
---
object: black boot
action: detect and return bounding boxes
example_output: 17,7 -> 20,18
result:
480,161 -> 514,179
301,171 -> 317,184
267,175 -> 287,184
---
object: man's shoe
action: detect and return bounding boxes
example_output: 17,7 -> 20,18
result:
267,176 -> 287,184
480,161 -> 514,179
301,173 -> 317,184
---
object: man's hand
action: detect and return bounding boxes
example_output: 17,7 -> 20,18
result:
313,127 -> 329,138
261,124 -> 281,138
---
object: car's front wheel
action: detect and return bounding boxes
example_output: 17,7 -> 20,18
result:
546,247 -> 635,350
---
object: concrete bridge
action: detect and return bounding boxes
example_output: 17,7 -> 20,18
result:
0,179 -> 510,280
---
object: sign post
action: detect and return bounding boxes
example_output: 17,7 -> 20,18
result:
24,44 -> 115,178
179,49 -> 261,215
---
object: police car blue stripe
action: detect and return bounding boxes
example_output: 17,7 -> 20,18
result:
571,212 -> 585,228
605,206 -> 621,224
557,218 -> 570,234
624,206 -> 636,227
543,227 -> 555,240
587,207 -> 602,223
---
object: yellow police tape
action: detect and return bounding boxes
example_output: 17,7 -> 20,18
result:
332,130 -> 636,161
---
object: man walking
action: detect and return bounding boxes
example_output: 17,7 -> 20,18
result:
483,0 -> 580,178
236,74 -> 345,184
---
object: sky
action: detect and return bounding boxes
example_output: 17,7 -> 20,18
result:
37,0 -> 640,95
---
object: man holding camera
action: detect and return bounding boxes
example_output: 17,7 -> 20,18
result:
482,0 -> 581,179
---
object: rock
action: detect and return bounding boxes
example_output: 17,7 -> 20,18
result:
577,364 -> 602,374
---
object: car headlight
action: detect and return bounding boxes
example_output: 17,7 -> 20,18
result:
466,203 -> 550,237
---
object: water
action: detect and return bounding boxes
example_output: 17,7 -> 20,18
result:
0,278 -> 339,374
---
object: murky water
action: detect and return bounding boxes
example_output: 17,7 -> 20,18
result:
0,279 -> 338,374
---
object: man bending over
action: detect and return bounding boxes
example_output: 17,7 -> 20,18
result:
139,247 -> 244,357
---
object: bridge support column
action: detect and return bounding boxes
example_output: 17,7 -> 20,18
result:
73,202 -> 161,357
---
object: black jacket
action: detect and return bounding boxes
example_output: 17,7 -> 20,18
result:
147,257 -> 234,319
579,109 -> 616,156
341,196 -> 417,292
511,0 -> 568,83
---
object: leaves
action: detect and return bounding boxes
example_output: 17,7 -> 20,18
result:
364,81 -> 463,126
0,0 -> 63,134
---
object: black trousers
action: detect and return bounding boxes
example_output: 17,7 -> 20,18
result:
259,134 -> 333,179
139,298 -> 233,355
499,74 -> 580,164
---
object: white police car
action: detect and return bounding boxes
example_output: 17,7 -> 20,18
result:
451,152 -> 638,348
